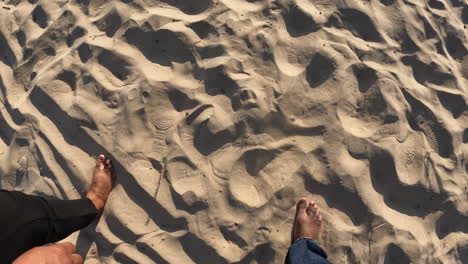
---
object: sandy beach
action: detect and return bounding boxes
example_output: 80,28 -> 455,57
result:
0,0 -> 467,263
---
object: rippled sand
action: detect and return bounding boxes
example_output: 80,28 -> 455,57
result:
0,0 -> 467,263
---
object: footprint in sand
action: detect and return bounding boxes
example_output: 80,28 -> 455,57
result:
1,123 -> 60,196
166,156 -> 208,207
402,90 -> 454,158
338,75 -> 409,141
228,146 -> 305,208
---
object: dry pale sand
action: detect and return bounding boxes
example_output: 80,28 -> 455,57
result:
0,0 -> 467,263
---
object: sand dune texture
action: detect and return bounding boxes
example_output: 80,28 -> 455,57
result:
0,0 -> 467,263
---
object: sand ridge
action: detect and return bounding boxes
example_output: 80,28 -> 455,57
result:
0,0 -> 467,263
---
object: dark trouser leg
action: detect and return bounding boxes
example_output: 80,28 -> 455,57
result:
285,238 -> 331,264
0,190 -> 98,263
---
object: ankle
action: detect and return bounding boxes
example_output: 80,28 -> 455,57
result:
86,192 -> 106,213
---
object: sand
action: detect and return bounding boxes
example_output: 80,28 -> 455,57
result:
0,0 -> 467,263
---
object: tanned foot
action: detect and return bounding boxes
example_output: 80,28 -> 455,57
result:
292,198 -> 323,243
86,154 -> 115,214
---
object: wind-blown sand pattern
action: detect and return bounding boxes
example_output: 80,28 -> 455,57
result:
0,0 -> 467,263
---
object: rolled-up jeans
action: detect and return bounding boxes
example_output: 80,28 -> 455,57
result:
286,238 -> 331,264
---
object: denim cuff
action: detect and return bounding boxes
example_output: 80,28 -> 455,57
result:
292,237 -> 328,259
293,237 -> 318,245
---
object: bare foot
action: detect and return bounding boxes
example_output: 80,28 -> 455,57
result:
86,154 -> 115,214
292,198 -> 323,243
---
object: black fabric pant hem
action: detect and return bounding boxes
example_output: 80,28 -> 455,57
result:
0,190 -> 98,263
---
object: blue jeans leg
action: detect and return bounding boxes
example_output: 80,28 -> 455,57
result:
285,238 -> 331,264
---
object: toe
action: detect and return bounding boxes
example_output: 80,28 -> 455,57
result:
96,154 -> 106,167
314,208 -> 320,217
316,215 -> 322,223
106,159 -> 116,178
105,159 -> 114,173
296,198 -> 308,216
297,198 -> 308,209
306,202 -> 314,215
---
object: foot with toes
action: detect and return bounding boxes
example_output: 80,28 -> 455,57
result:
293,198 -> 323,243
86,154 -> 115,214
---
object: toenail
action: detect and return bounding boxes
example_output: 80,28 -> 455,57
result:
298,200 -> 308,208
